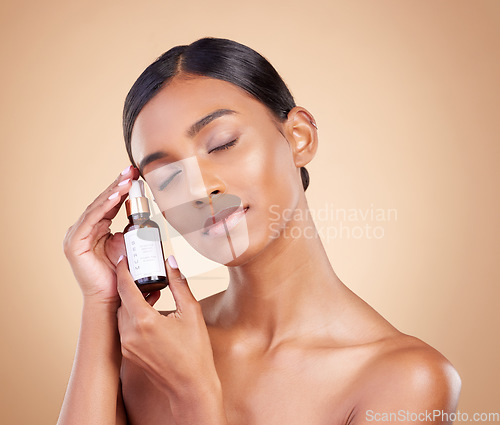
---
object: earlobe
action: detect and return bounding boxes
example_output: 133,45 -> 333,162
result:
285,106 -> 318,168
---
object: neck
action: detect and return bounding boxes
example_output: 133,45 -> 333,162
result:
217,196 -> 347,349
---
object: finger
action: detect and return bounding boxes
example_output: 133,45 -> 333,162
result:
87,218 -> 112,242
116,304 -> 128,335
104,232 -> 127,267
144,290 -> 161,307
71,167 -> 140,243
115,254 -> 150,312
165,255 -> 198,314
85,165 -> 139,221
101,167 -> 140,221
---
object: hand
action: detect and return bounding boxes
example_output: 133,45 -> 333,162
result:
62,165 -> 141,307
116,254 -> 220,399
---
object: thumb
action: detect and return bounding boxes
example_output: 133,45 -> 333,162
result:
105,232 -> 127,267
165,255 -> 198,314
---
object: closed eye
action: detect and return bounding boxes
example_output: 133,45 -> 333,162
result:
208,138 -> 239,154
158,138 -> 240,191
159,169 -> 182,191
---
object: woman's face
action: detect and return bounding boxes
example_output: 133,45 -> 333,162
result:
130,75 -> 305,266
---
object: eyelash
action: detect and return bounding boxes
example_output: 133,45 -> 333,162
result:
208,138 -> 239,153
159,170 -> 181,191
159,138 -> 239,190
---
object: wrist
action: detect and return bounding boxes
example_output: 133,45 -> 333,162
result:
82,297 -> 120,315
169,378 -> 227,425
170,369 -> 222,401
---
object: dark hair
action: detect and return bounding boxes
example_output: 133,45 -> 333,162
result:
123,36 -> 310,191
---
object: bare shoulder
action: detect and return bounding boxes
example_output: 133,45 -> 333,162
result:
351,334 -> 462,423
377,335 -> 460,386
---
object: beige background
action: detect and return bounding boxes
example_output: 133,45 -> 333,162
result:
1,0 -> 499,423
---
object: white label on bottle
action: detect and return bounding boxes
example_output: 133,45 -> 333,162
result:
124,227 -> 167,281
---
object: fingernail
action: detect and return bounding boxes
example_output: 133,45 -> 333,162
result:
121,165 -> 132,175
117,254 -> 126,264
108,191 -> 119,200
167,255 -> 178,269
118,178 -> 131,186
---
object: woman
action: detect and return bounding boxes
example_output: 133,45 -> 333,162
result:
58,37 -> 461,425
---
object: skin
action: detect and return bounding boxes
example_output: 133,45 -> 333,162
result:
58,74 -> 461,425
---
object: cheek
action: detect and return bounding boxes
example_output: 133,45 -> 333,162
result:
239,137 -> 296,191
241,137 -> 301,227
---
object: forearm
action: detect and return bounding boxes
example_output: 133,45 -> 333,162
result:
57,299 -> 122,425
168,378 -> 228,425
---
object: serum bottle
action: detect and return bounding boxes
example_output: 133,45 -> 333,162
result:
123,179 -> 168,292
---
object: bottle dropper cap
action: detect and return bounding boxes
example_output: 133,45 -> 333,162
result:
129,179 -> 144,198
125,180 -> 150,217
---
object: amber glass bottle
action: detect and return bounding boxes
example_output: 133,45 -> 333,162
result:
123,179 -> 168,292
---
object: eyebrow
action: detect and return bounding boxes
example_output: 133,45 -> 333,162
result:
138,108 -> 238,173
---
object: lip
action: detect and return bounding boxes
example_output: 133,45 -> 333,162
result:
202,205 -> 249,237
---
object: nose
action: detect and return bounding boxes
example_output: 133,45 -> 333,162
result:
192,189 -> 222,210
189,157 -> 226,209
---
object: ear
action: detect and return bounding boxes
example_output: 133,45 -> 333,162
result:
283,106 -> 319,169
